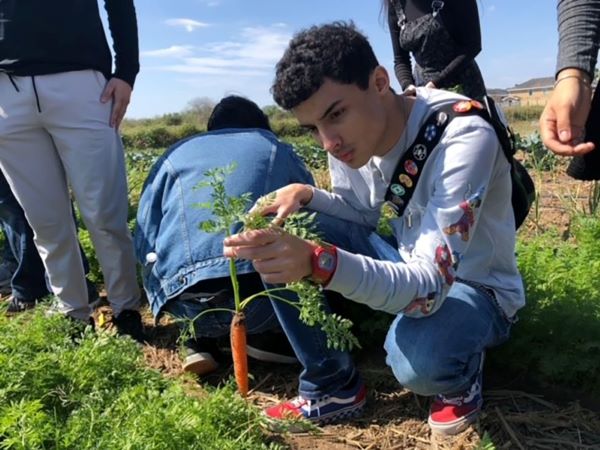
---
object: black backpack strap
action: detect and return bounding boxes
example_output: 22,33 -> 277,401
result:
481,95 -> 535,228
385,96 -> 534,228
384,99 -> 493,216
482,95 -> 515,161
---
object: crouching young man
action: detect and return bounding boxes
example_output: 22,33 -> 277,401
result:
135,96 -> 309,376
223,23 -> 524,435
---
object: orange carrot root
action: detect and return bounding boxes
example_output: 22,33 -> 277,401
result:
230,312 -> 248,397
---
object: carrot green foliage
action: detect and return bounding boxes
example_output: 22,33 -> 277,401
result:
0,310 -> 283,450
195,164 -> 359,351
490,215 -> 600,395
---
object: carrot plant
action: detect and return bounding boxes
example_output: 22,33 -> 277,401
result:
193,164 -> 358,397
0,310 -> 279,450
491,214 -> 600,395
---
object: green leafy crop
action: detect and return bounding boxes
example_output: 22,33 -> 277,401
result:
490,215 -> 600,395
0,311 -> 281,450
193,164 -> 359,351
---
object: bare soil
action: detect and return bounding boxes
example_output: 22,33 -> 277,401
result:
99,162 -> 600,449
118,311 -> 599,450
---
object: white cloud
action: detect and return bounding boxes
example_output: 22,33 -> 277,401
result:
150,25 -> 292,77
152,65 -> 266,77
141,46 -> 194,58
205,27 -> 291,62
165,18 -> 210,32
183,57 -> 272,69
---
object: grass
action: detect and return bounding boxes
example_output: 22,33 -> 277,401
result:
0,308 -> 283,450
503,104 -> 543,136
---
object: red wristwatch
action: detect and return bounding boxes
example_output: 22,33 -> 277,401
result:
311,245 -> 338,285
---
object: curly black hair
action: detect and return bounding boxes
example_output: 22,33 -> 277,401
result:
271,21 -> 379,110
207,95 -> 272,132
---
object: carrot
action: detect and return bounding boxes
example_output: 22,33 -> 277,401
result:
230,311 -> 248,397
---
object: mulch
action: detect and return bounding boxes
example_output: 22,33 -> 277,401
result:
92,309 -> 599,450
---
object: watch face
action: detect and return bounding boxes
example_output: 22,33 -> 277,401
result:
318,252 -> 335,271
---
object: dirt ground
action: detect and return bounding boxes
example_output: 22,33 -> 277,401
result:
120,312 -> 599,450
105,164 -> 600,449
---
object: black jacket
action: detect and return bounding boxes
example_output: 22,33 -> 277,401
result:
0,0 -> 139,87
387,0 -> 482,90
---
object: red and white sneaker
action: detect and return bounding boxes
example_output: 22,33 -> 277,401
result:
428,371 -> 483,435
264,375 -> 367,431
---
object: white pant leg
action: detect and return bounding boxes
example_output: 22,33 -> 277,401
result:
38,70 -> 140,316
0,74 -> 90,320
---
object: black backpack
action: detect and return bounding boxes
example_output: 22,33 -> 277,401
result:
385,95 -> 535,229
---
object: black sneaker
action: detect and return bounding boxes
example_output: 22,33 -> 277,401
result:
246,330 -> 298,364
182,337 -> 220,376
5,296 -> 36,315
112,310 -> 146,343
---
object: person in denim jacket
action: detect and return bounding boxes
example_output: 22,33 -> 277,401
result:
134,96 -> 313,375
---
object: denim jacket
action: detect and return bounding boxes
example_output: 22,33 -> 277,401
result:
134,129 -> 314,318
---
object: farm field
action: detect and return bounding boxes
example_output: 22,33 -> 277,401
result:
1,103 -> 599,449
124,157 -> 600,449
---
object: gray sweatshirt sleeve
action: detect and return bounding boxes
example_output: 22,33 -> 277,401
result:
326,121 -> 502,316
556,0 -> 600,78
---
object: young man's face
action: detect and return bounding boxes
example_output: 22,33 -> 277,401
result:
292,70 -> 390,169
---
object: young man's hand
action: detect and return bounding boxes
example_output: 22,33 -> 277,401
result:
223,228 -> 315,284
251,183 -> 314,226
100,77 -> 133,129
539,68 -> 595,156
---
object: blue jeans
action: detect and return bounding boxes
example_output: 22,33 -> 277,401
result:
384,281 -> 511,395
0,172 -> 50,301
0,171 -> 91,302
274,212 -> 512,398
163,273 -> 281,338
267,213 -> 384,398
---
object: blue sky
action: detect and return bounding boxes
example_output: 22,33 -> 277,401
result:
113,0 -> 558,118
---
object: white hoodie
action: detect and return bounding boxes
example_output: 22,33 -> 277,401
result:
307,88 -> 525,319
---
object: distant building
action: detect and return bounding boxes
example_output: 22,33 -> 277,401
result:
506,77 -> 555,106
501,95 -> 522,107
487,88 -> 508,103
488,88 -> 521,107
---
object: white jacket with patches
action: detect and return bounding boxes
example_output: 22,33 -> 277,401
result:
307,88 -> 525,319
